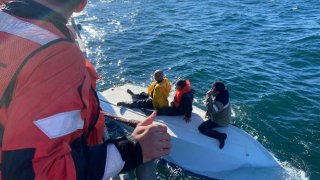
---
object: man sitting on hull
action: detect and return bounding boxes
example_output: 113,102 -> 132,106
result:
118,69 -> 171,110
198,81 -> 231,149
142,79 -> 194,123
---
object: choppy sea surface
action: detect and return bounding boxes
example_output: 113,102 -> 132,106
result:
75,0 -> 320,179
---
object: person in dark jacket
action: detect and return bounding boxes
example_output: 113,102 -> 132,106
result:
198,81 -> 231,149
143,79 -> 194,123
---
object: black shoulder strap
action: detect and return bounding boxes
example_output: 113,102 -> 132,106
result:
84,87 -> 101,141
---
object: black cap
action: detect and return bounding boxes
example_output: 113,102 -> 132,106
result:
213,81 -> 226,92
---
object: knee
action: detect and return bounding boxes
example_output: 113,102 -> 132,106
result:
198,124 -> 205,133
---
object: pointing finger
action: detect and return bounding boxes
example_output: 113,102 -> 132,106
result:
139,111 -> 157,126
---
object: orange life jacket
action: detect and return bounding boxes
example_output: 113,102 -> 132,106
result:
173,80 -> 191,108
0,11 -> 104,179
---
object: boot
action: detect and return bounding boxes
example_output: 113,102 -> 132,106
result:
217,133 -> 227,149
127,89 -> 135,96
200,129 -> 227,149
117,102 -> 132,108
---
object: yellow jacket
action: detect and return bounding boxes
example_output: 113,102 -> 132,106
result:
147,78 -> 171,109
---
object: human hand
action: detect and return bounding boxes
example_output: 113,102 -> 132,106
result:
131,112 -> 171,163
183,116 -> 191,123
170,101 -> 174,106
206,90 -> 213,96
204,111 -> 208,119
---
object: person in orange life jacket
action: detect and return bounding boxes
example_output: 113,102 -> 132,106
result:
143,79 -> 194,123
0,0 -> 171,179
198,81 -> 231,149
117,70 -> 171,110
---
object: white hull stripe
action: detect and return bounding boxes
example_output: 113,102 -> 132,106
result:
0,11 -> 59,45
34,110 -> 84,139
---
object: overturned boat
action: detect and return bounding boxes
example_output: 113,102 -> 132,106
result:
99,84 -> 284,179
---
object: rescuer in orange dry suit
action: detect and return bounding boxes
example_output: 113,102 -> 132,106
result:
0,0 -> 171,179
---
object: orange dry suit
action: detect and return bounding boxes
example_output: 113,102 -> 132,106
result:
147,78 -> 171,109
0,1 -> 142,179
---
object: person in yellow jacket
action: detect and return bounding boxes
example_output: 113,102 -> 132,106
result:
118,70 -> 171,110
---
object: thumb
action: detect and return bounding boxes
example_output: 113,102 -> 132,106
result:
139,111 -> 157,126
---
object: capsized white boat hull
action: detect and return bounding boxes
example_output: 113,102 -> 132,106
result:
99,84 -> 284,179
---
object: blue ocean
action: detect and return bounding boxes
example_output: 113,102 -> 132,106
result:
75,0 -> 320,179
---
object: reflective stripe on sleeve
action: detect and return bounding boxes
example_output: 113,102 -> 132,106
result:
102,144 -> 125,179
212,104 -> 219,112
34,110 -> 84,139
0,11 -> 59,45
223,102 -> 230,109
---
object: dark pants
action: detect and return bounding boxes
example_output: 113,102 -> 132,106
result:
127,90 -> 153,109
129,98 -> 153,109
157,106 -> 183,116
132,92 -> 149,100
198,120 -> 223,139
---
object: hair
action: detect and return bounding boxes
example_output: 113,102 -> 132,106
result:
213,81 -> 226,92
176,79 -> 186,88
213,81 -> 229,105
154,70 -> 164,81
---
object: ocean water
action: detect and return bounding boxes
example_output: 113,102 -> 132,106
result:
75,0 -> 320,179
